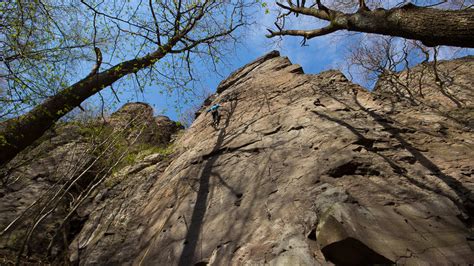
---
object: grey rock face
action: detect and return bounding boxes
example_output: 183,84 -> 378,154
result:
110,102 -> 183,146
72,52 -> 473,264
0,103 -> 181,264
0,124 -> 96,262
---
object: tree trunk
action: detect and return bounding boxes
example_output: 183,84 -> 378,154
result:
0,46 -> 170,166
269,3 -> 474,48
338,4 -> 474,48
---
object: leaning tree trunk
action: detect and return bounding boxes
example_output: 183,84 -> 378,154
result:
0,44 -> 172,166
268,3 -> 474,48
338,4 -> 474,48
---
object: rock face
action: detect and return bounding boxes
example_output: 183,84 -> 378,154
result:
1,51 -> 473,265
0,103 -> 181,264
72,52 -> 473,264
0,120 -> 103,261
109,102 -> 182,146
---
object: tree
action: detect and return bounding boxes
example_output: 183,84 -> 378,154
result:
344,34 -> 470,111
0,0 -> 254,165
345,36 -> 429,87
266,0 -> 474,48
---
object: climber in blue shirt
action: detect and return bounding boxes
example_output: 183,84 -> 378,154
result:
207,104 -> 221,126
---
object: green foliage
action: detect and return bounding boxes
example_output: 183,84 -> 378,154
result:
1,0 -> 256,122
0,135 -> 7,146
1,1 -> 95,119
102,143 -> 175,188
257,1 -> 269,14
1,0 -> 256,165
76,122 -> 113,139
123,144 -> 175,164
73,118 -> 176,187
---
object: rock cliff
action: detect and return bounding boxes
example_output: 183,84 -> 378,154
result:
0,102 -> 182,264
1,51 -> 473,265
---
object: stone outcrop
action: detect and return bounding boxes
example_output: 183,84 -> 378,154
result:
1,51 -> 473,265
109,102 -> 182,146
0,103 -> 181,264
72,52 -> 473,264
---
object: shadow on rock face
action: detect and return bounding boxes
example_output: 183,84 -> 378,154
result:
321,237 -> 394,265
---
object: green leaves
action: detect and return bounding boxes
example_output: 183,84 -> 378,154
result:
257,1 -> 269,14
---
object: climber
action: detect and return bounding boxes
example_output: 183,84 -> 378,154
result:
207,103 -> 221,127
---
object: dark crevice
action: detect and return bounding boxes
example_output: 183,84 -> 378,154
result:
399,156 -> 417,164
307,228 -> 317,241
353,137 -> 375,149
234,193 -> 243,206
288,125 -> 304,131
262,125 -> 281,136
272,61 -> 293,72
241,147 -> 261,154
328,161 -> 361,178
321,237 -> 394,265
288,65 -> 304,74
384,126 -> 416,134
328,161 -> 380,178
66,213 -> 88,246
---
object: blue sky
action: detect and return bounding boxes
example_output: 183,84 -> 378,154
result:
84,1 -> 473,123
2,1 -> 472,123
128,3 -> 348,122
